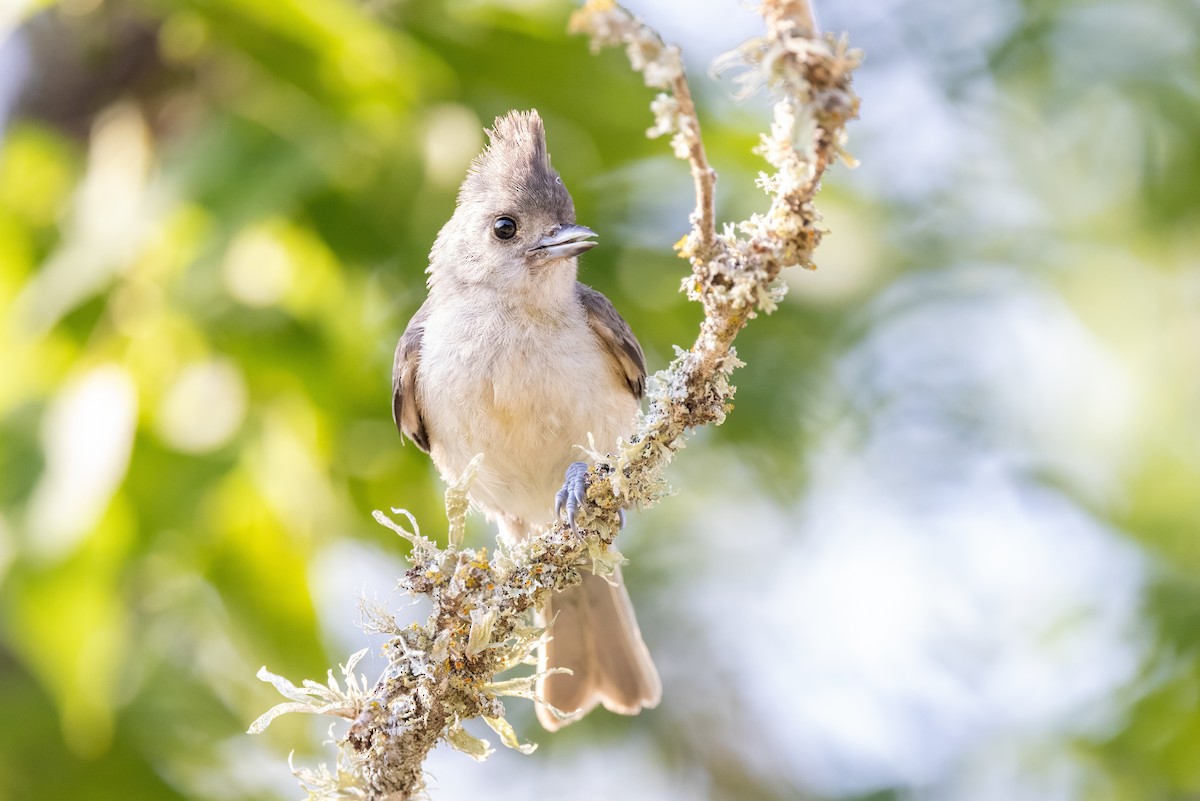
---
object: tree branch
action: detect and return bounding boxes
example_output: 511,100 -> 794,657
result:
249,2 -> 859,798
674,71 -> 717,254
569,1 -> 718,256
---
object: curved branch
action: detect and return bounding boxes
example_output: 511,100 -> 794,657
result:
250,3 -> 860,799
673,71 -> 717,255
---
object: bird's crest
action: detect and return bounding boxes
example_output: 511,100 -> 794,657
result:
460,109 -> 572,215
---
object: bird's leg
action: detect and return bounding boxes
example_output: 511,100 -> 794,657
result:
555,462 -> 626,535
554,461 -> 589,535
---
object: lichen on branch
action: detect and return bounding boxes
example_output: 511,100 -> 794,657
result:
249,2 -> 860,799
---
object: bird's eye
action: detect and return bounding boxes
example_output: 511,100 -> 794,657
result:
493,216 -> 518,240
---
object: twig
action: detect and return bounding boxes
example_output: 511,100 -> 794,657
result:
568,0 -> 717,257
673,73 -> 717,255
250,2 -> 860,799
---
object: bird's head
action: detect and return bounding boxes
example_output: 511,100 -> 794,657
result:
429,110 -> 597,302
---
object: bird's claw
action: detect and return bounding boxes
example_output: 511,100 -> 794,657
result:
554,462 -> 627,535
554,462 -> 589,536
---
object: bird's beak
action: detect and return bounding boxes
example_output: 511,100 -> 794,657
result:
526,224 -> 598,261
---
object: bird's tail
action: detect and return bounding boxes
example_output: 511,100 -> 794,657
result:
535,564 -> 661,730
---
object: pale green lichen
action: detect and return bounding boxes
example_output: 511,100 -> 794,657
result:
569,0 -> 684,90
288,746 -> 369,801
370,507 -> 433,555
483,715 -> 538,755
464,606 -> 497,658
249,648 -> 371,735
444,453 -> 481,550
445,718 -> 493,761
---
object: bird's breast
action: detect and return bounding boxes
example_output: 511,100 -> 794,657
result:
417,304 -> 636,526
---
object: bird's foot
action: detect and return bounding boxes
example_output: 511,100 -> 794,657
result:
554,462 -> 625,535
554,462 -> 589,535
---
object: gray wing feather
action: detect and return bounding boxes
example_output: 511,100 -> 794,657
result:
392,302 -> 432,453
576,283 -> 646,399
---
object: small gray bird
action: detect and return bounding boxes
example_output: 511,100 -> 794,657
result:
392,109 -> 661,730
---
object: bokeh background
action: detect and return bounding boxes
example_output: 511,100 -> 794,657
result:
2,0 -> 1198,798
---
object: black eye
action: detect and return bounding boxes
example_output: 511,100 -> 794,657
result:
493,216 -> 517,240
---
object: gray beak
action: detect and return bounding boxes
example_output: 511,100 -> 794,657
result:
527,224 -> 598,261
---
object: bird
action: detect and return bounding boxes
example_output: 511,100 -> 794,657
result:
391,109 -> 661,730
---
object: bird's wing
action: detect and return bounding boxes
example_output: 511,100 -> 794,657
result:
392,301 -> 432,452
576,283 -> 647,400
